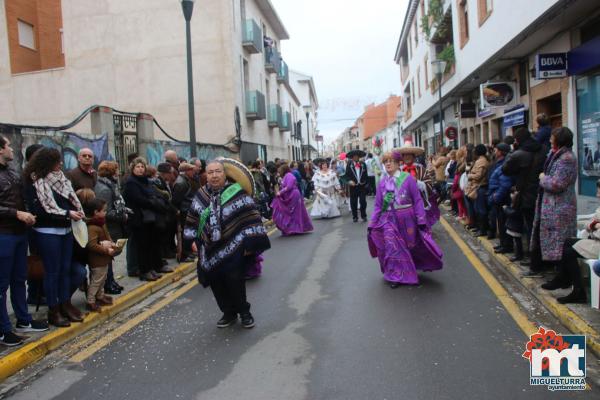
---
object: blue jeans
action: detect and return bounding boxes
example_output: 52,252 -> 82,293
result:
35,231 -> 73,307
70,261 -> 87,296
0,233 -> 32,333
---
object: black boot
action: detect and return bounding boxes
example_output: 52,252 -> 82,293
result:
557,289 -> 587,304
541,278 -> 571,291
509,238 -> 523,262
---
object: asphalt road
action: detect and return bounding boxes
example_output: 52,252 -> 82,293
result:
5,204 -> 592,399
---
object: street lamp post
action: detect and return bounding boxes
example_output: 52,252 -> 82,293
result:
306,111 -> 310,161
181,0 -> 197,158
431,60 -> 447,154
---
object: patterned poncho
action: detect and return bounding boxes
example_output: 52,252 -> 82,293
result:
184,183 -> 271,280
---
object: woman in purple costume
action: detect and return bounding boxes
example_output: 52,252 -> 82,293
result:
368,151 -> 443,288
271,163 -> 313,236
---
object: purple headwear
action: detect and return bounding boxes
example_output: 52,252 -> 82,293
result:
392,149 -> 403,162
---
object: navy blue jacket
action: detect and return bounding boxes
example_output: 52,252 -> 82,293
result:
534,125 -> 552,148
487,158 -> 515,206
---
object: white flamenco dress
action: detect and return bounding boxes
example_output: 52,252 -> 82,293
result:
311,170 -> 341,219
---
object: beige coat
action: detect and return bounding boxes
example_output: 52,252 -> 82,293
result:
465,156 -> 489,199
433,155 -> 449,182
573,207 -> 600,259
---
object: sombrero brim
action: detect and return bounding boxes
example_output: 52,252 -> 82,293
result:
217,157 -> 255,197
395,146 -> 425,156
346,150 -> 366,158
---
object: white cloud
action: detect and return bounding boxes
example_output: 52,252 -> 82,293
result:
272,0 -> 409,143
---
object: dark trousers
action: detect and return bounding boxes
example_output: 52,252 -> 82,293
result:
554,238 -> 585,290
131,225 -> 162,274
349,185 -> 367,220
126,233 -> 138,275
495,205 -> 512,249
522,208 -> 535,252
367,176 -> 376,195
209,256 -> 251,316
35,231 -> 73,307
0,233 -> 32,333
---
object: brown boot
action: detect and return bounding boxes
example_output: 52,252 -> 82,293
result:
86,302 -> 102,312
60,301 -> 84,322
48,305 -> 71,327
96,295 -> 113,306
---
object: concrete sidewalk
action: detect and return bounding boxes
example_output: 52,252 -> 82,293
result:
442,208 -> 600,358
0,251 -> 196,382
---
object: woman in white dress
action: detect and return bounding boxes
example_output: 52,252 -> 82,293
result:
311,159 -> 341,219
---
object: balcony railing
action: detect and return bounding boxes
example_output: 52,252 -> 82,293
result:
280,111 -> 291,131
265,47 -> 281,73
246,90 -> 266,120
277,60 -> 289,84
242,19 -> 263,54
268,104 -> 283,128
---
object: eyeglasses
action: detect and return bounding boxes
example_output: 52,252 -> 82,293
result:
80,154 -> 93,158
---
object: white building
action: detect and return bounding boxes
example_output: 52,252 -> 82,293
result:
289,70 -> 319,160
0,0 -> 315,163
394,0 -> 600,176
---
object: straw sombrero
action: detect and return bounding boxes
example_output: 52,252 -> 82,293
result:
216,157 -> 255,197
394,142 -> 425,156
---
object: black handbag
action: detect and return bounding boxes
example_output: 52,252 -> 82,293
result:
141,208 -> 156,224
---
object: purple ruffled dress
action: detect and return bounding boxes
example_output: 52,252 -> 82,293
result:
368,172 -> 443,284
271,172 -> 313,235
245,253 -> 264,279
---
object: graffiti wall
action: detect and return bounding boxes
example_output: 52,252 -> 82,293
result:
1,124 -> 237,173
144,141 -> 236,166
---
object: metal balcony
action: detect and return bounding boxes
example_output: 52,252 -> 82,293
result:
265,48 -> 281,73
268,104 -> 283,128
242,19 -> 262,54
280,111 -> 291,132
277,60 -> 289,85
245,90 -> 266,120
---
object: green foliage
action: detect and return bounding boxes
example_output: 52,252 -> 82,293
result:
438,44 -> 455,71
422,0 -> 444,40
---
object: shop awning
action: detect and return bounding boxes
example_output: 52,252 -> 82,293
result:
568,36 -> 600,76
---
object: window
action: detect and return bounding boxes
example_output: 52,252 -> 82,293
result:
458,0 -> 469,48
478,0 -> 493,25
411,80 -> 415,105
414,21 -> 419,46
424,55 -> 429,88
519,61 -> 528,96
18,20 -> 35,50
417,67 -> 422,98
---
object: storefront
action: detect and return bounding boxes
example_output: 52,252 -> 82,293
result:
502,104 -> 528,136
571,36 -> 600,196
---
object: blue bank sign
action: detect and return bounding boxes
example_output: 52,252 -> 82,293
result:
536,53 -> 568,79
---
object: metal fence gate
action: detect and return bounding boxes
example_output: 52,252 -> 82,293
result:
113,114 -> 138,173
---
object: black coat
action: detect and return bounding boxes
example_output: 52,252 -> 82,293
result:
123,175 -> 167,229
345,161 -> 368,186
501,138 -> 548,210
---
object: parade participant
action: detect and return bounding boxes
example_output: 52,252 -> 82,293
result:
345,149 -> 368,222
368,152 -> 443,288
271,164 -> 313,235
184,159 -> 270,328
394,142 -> 439,228
311,159 -> 341,219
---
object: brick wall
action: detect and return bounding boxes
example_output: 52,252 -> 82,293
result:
4,0 -> 64,74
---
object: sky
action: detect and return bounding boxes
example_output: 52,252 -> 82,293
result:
271,0 -> 409,145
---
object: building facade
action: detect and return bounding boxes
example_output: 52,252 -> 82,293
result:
0,0 -> 317,163
395,0 -> 600,198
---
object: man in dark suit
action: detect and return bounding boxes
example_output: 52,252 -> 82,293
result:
345,150 -> 368,222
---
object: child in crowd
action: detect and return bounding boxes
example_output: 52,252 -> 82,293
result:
84,198 -> 117,311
